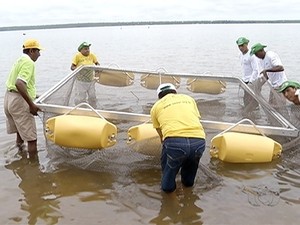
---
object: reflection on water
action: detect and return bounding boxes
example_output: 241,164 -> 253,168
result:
150,189 -> 203,225
5,158 -> 61,225
4,156 -> 115,225
275,147 -> 300,205
3,150 -> 217,225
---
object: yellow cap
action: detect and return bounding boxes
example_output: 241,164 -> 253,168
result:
23,39 -> 43,50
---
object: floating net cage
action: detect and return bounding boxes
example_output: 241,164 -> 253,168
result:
36,65 -> 299,174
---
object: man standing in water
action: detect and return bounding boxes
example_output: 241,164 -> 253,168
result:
250,43 -> 288,116
71,42 -> 100,108
150,83 -> 206,193
236,37 -> 261,108
4,39 -> 43,160
250,43 -> 287,89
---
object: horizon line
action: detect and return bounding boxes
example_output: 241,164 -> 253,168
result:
1,19 -> 300,32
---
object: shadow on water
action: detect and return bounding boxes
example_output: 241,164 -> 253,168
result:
149,189 -> 203,225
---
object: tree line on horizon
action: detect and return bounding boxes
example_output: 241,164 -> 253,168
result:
1,20 -> 300,32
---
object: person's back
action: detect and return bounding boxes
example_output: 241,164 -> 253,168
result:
261,50 -> 287,88
151,93 -> 205,139
150,83 -> 206,193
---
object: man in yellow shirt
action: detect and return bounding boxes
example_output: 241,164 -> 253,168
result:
4,39 -> 43,160
150,83 -> 206,193
71,42 -> 100,108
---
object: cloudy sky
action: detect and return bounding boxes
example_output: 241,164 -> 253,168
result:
1,0 -> 299,27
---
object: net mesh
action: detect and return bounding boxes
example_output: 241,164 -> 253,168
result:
38,66 -> 299,175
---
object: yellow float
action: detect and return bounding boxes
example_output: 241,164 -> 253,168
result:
140,74 -> 180,89
95,69 -> 134,87
45,103 -> 117,149
187,78 -> 226,94
127,123 -> 161,156
210,119 -> 282,163
210,132 -> 282,163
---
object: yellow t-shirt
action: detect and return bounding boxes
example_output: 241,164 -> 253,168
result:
72,52 -> 98,82
150,93 -> 205,140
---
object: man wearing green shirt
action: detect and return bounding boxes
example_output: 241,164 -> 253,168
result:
4,39 -> 43,160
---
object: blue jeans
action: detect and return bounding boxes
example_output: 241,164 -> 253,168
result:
161,137 -> 206,193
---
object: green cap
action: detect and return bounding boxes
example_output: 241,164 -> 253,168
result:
78,42 -> 91,51
277,81 -> 300,93
236,37 -> 249,45
250,43 -> 267,55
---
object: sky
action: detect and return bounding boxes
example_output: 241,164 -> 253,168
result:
1,0 -> 300,27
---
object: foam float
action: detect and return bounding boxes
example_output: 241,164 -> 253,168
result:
210,119 -> 282,163
140,68 -> 180,89
187,78 -> 226,94
127,123 -> 161,156
45,103 -> 117,149
95,69 -> 134,87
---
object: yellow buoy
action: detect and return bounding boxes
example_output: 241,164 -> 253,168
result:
210,132 -> 282,163
187,78 -> 226,94
140,74 -> 180,89
95,70 -> 134,87
127,123 -> 161,156
46,115 -> 117,149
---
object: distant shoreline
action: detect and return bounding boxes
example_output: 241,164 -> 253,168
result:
1,20 -> 300,32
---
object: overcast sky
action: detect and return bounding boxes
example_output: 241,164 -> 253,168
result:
1,0 -> 300,27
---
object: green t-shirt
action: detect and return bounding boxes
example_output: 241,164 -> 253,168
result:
6,54 -> 36,99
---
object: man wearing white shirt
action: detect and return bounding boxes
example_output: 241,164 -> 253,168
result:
236,37 -> 261,109
278,81 -> 300,127
236,37 -> 260,84
250,43 -> 288,114
250,43 -> 287,89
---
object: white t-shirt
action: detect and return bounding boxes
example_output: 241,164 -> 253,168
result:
295,89 -> 300,102
239,51 -> 260,83
261,51 -> 287,88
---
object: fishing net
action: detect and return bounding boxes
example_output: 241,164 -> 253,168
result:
37,66 -> 299,178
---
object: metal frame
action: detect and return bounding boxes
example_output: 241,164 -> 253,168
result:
35,66 -> 299,138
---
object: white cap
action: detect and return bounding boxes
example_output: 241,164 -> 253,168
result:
156,83 -> 176,96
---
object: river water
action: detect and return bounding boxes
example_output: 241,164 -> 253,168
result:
0,24 -> 300,225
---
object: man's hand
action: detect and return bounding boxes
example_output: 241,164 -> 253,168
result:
29,103 -> 42,116
260,70 -> 269,80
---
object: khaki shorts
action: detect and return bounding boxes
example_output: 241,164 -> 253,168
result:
4,91 -> 37,141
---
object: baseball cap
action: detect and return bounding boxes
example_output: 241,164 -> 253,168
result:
78,42 -> 91,51
236,37 -> 249,45
157,83 -> 176,96
277,81 -> 300,93
23,39 -> 43,50
250,43 -> 267,55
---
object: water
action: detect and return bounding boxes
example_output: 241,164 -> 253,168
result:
1,24 -> 300,225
